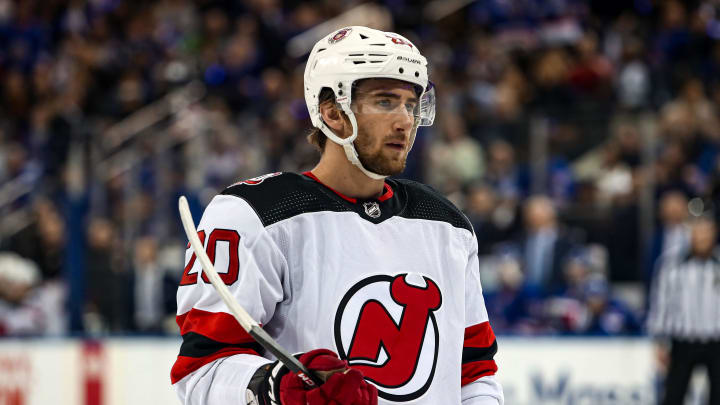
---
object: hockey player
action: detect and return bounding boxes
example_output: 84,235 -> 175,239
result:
171,26 -> 504,405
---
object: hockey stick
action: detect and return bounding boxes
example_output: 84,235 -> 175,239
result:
178,196 -> 322,387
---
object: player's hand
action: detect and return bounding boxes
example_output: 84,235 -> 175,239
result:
280,349 -> 377,405
246,349 -> 378,405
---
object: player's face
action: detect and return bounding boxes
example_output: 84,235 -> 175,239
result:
351,79 -> 418,176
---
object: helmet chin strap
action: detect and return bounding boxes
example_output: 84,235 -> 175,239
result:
319,102 -> 387,181
342,144 -> 387,180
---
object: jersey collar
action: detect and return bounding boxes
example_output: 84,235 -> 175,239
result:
302,171 -> 393,204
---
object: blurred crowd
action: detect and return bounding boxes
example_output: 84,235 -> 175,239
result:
2,0 -> 720,337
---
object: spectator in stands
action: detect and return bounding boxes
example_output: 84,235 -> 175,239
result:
660,78 -> 720,188
648,215 -> 720,405
615,37 -> 651,111
576,276 -> 641,336
5,199 -> 65,280
85,218 -> 130,333
483,252 -> 545,335
568,31 -> 614,100
647,190 -> 690,283
586,140 -> 634,208
2,143 -> 41,194
547,251 -> 641,336
0,252 -> 41,335
517,195 -> 579,295
464,183 -> 515,255
426,111 -> 485,195
484,139 -> 521,204
661,78 -> 719,145
572,120 -> 640,205
128,237 -> 181,333
557,253 -> 596,301
131,236 -> 166,332
532,47 -> 575,121
0,252 -> 65,336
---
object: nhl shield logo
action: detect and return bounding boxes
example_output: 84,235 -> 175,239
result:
363,202 -> 381,218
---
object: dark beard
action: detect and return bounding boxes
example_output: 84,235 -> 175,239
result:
354,129 -> 407,176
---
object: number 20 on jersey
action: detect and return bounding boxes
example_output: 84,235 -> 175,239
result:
180,229 -> 240,286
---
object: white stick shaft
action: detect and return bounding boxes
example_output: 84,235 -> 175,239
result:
178,196 -> 258,331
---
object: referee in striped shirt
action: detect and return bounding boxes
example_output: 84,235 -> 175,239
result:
648,216 -> 720,405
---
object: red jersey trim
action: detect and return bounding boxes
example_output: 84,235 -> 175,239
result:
461,360 -> 498,386
378,183 -> 393,201
176,309 -> 255,344
302,171 -> 393,203
303,171 -> 357,203
171,347 -> 259,384
464,321 -> 496,348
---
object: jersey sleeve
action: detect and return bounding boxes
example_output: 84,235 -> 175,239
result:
171,194 -> 288,404
461,235 -> 504,405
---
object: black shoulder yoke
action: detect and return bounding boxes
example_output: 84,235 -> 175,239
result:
221,172 -> 351,227
221,172 -> 473,233
394,178 -> 474,234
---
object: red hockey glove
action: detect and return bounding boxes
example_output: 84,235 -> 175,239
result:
280,349 -> 377,405
245,349 -> 377,405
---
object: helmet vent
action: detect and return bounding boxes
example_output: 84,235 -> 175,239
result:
369,60 -> 383,63
370,43 -> 385,46
368,53 -> 387,56
349,53 -> 364,56
317,48 -> 326,53
353,61 -> 367,64
360,33 -> 369,39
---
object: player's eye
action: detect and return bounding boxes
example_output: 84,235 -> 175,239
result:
376,99 -> 393,109
405,103 -> 417,114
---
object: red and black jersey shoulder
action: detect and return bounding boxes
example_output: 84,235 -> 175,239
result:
220,172 -> 353,227
392,178 -> 474,234
221,173 -> 472,232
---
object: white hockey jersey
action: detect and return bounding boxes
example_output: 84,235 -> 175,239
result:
171,172 -> 503,405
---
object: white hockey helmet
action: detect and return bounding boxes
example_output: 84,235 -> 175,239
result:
304,26 -> 436,180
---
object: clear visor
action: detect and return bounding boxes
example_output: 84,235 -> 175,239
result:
348,81 -> 436,127
418,83 -> 436,127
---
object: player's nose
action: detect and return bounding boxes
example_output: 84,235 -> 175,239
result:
392,108 -> 413,133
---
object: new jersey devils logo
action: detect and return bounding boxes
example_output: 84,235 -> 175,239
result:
334,273 -> 442,402
328,27 -> 352,44
232,172 -> 281,186
386,35 -> 413,48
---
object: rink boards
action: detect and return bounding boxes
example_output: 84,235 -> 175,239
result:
0,337 -> 709,405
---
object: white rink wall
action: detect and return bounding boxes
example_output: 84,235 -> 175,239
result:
497,338 -> 657,404
0,338 -> 180,405
0,337 -> 709,405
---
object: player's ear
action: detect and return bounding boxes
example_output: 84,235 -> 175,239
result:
319,102 -> 347,137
